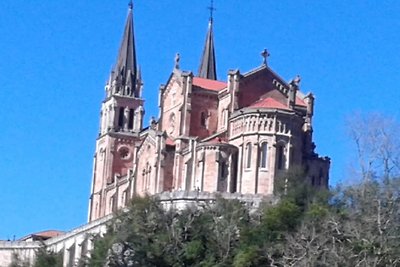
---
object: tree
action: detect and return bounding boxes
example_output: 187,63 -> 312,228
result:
347,113 -> 400,182
8,253 -> 30,267
8,245 -> 63,267
33,245 -> 63,267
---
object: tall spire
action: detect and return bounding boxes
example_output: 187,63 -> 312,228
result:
198,1 -> 217,80
111,1 -> 138,96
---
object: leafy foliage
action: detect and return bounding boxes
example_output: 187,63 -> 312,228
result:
32,246 -> 63,267
82,176 -> 400,266
9,245 -> 62,267
8,253 -> 30,267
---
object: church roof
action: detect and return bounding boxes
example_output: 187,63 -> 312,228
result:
198,19 -> 217,80
250,97 -> 290,110
295,96 -> 307,107
249,96 -> 307,110
193,77 -> 226,91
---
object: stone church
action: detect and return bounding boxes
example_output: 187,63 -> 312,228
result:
0,2 -> 329,266
87,2 -> 330,222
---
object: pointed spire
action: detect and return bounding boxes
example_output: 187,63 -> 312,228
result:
198,1 -> 217,80
111,1 -> 138,96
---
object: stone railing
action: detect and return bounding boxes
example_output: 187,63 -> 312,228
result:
230,112 -> 294,138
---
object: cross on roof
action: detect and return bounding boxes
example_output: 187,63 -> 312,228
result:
261,49 -> 270,65
208,0 -> 216,21
128,0 -> 133,9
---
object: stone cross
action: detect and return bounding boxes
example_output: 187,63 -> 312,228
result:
174,53 -> 180,69
261,49 -> 270,65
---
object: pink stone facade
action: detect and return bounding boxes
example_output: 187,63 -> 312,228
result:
87,6 -> 330,222
88,64 -> 330,222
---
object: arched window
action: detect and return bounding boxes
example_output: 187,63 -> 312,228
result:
245,143 -> 252,168
277,144 -> 286,170
259,142 -> 268,168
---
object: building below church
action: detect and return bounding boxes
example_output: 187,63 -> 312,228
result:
0,2 -> 329,266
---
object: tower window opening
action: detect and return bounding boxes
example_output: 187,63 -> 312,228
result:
245,143 -> 252,168
128,109 -> 134,129
259,142 -> 268,168
118,107 -> 124,127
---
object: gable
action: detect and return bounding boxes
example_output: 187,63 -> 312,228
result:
238,66 -> 290,108
137,133 -> 157,158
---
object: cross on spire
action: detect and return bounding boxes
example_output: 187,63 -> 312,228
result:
128,0 -> 133,10
207,0 -> 216,22
198,0 -> 217,80
261,48 -> 270,65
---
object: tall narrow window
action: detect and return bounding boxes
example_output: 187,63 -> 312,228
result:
147,166 -> 152,190
128,109 -> 134,129
118,107 -> 124,127
259,142 -> 268,168
245,143 -> 252,168
220,161 -> 227,179
277,145 -> 286,170
318,168 -> 324,186
142,169 -> 146,192
200,111 -> 207,127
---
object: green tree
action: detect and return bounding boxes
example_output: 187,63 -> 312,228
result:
33,246 -> 63,267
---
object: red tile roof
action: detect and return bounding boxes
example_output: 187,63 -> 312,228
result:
295,96 -> 307,107
19,230 -> 65,241
34,230 -> 64,238
192,77 -> 226,91
249,97 -> 290,110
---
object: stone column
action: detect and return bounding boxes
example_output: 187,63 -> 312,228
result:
123,106 -> 129,131
74,238 -> 82,266
62,245 -> 69,267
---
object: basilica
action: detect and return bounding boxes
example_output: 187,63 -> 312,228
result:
0,2 -> 329,266
87,2 -> 330,222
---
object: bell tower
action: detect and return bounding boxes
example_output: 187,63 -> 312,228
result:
88,1 -> 144,222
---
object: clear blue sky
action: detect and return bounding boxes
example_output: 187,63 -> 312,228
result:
0,0 -> 399,239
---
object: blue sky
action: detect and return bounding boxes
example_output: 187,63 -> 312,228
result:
0,0 -> 399,239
